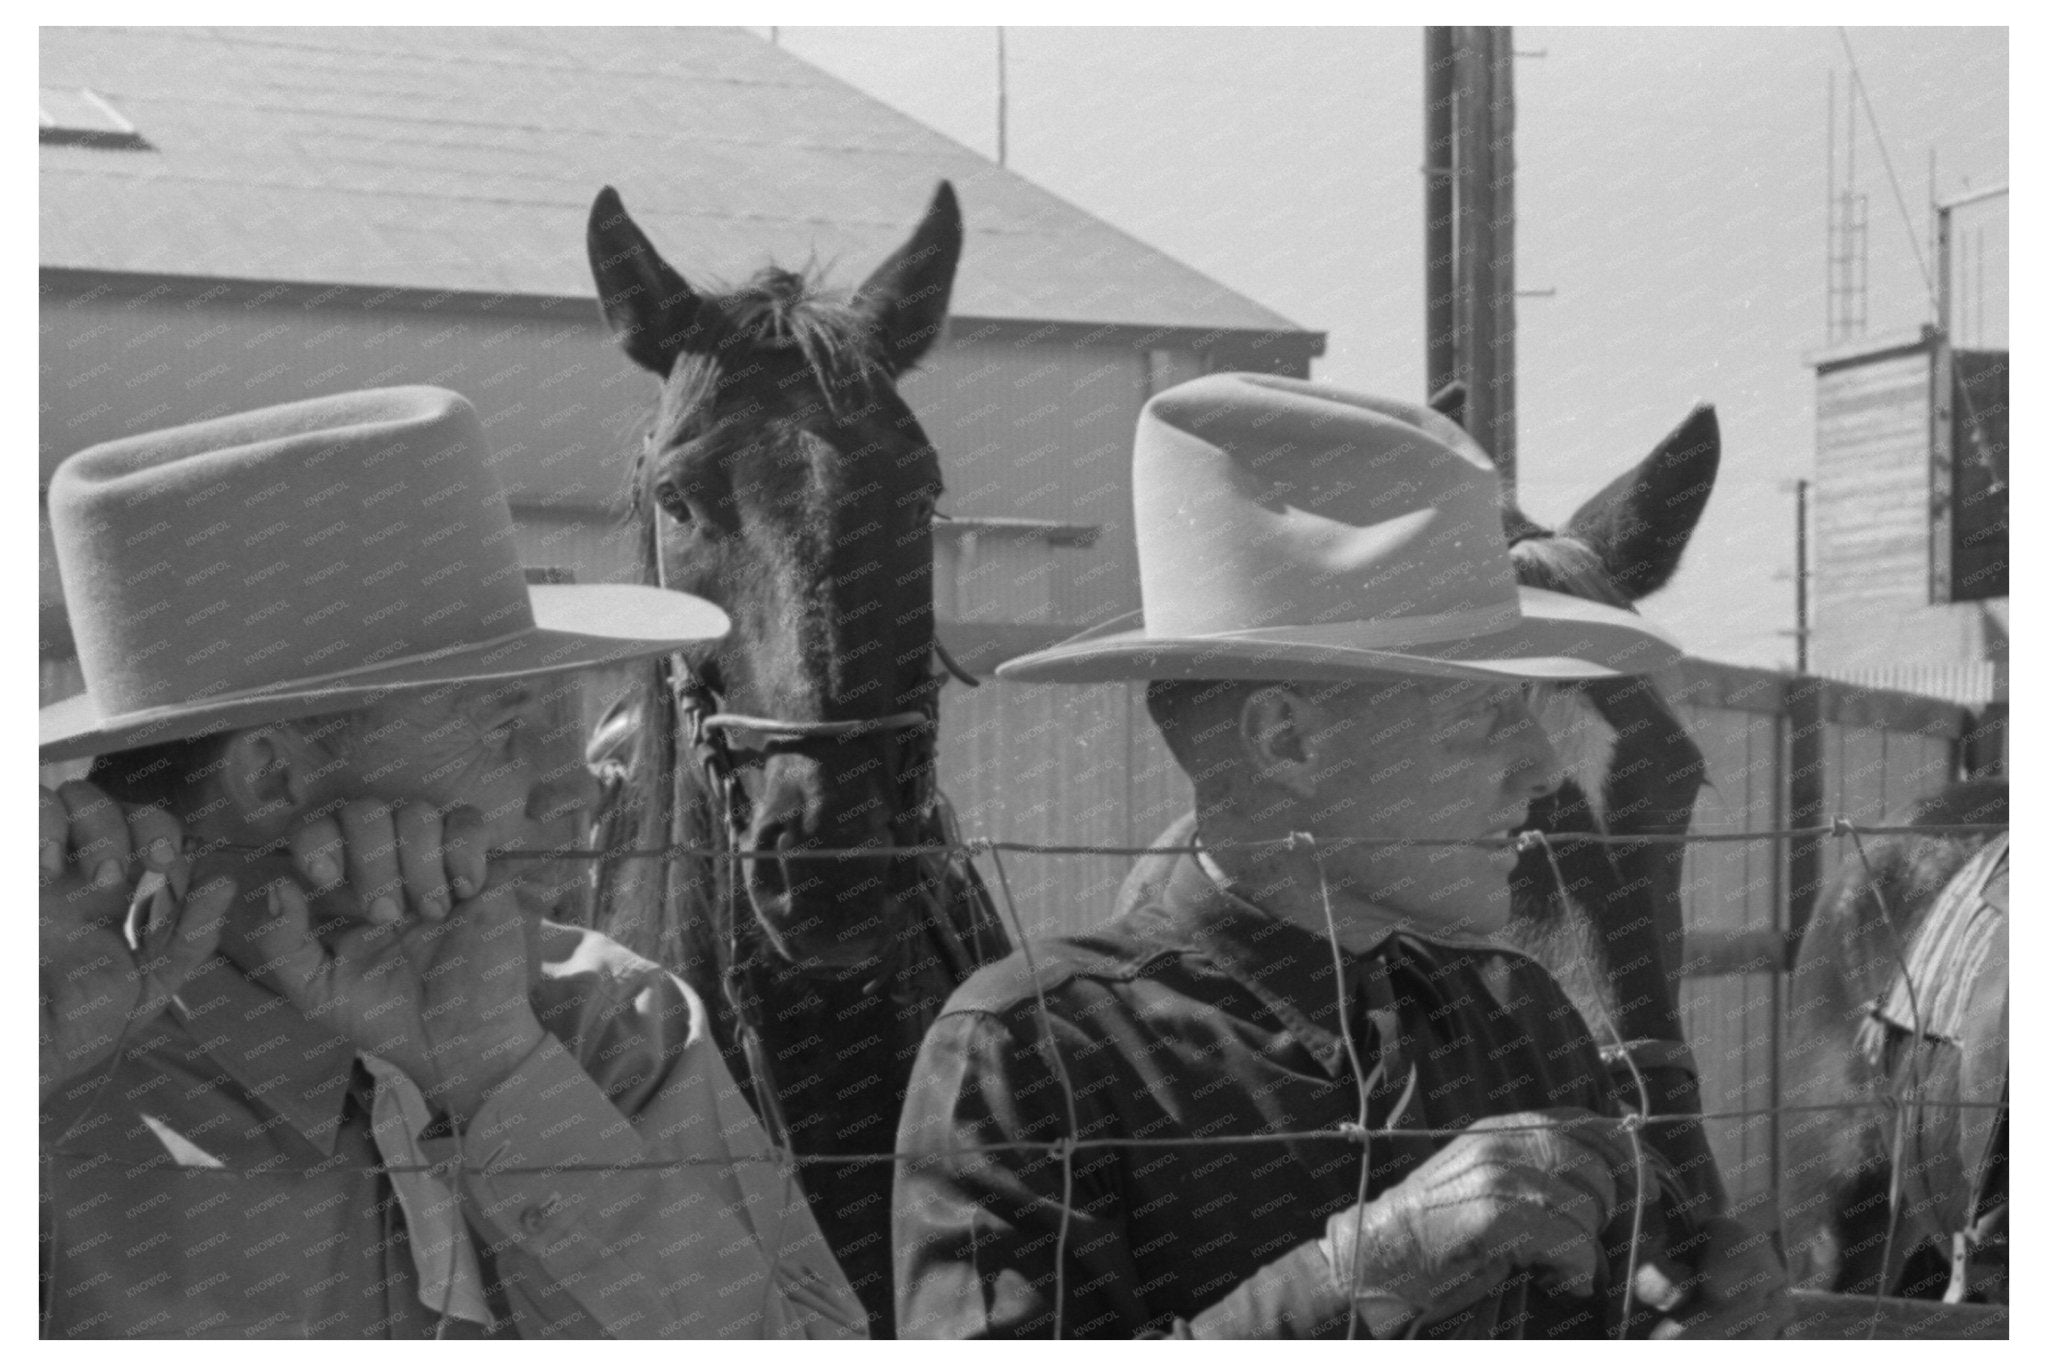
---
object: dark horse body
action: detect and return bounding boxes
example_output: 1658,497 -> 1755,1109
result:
584,182 -> 1009,1336
1424,386 -> 1732,1228
1780,779 -> 2008,1302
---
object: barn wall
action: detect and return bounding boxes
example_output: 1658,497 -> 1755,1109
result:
1671,696 -> 1784,1212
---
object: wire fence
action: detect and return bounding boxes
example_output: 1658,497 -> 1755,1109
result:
49,815 -> 2008,1339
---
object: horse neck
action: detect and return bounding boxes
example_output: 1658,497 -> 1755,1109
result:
1505,835 -> 1695,1096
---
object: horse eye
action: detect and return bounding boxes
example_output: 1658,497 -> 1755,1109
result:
654,479 -> 695,525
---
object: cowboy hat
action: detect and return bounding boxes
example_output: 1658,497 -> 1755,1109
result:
996,373 -> 1680,685
40,386 -> 727,762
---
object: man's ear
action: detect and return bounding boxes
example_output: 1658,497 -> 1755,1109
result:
217,724 -> 326,829
1237,685 -> 1321,798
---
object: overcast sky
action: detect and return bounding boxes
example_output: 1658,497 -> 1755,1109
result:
763,25 -> 2008,670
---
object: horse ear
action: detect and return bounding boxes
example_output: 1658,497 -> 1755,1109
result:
1427,380 -> 1467,430
587,186 -> 703,376
853,181 -> 962,376
1563,402 -> 1720,601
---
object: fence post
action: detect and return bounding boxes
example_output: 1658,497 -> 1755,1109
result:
1963,701 -> 2007,779
1782,679 -> 1828,960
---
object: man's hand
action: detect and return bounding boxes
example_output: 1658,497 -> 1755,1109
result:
279,797 -> 491,927
38,782 -> 234,1098
1642,1215 -> 1790,1339
1319,1109 -> 1646,1334
221,801 -> 544,1128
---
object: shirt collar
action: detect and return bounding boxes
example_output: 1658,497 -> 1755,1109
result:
170,952 -> 357,1155
1129,820 -> 1478,1079
1118,838 -> 1362,1077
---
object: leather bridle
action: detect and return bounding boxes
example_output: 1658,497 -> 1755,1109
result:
663,631 -> 979,849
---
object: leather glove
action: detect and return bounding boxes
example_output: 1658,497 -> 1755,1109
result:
1318,1109 -> 1643,1335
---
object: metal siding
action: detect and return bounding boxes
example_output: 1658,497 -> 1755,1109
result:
1678,702 -> 1776,1206
934,678 -> 1134,943
902,339 -> 1150,626
1671,701 -> 1788,1209
38,292 -> 643,504
510,510 -> 643,586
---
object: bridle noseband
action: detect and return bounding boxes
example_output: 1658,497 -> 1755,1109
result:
670,667 -> 951,850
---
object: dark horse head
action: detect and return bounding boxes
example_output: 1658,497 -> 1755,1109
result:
1433,384 -> 1726,1214
586,185 -> 1008,1333
588,182 -> 965,973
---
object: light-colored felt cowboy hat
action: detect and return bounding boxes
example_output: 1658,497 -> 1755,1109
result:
997,373 -> 1681,685
40,386 -> 728,762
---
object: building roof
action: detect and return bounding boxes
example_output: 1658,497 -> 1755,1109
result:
40,26 -> 1316,343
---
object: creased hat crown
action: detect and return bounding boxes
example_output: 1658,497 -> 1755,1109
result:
996,372 -> 1681,685
50,387 -> 529,717
1138,374 -> 1517,643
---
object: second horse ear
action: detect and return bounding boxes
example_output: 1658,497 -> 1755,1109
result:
1564,402 -> 1721,602
853,181 -> 963,377
587,186 -> 704,376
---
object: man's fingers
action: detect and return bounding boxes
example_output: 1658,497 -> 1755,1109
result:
1632,1256 -> 1690,1316
339,799 -> 404,926
288,816 -> 348,897
394,801 -> 451,921
229,876 -> 332,1007
1522,1205 -> 1605,1298
126,805 -> 184,875
1546,1110 -> 1637,1174
1510,1166 -> 1613,1299
149,874 -> 237,990
58,779 -> 130,889
443,804 -> 488,901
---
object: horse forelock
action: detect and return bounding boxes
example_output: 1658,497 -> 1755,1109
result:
1511,533 -> 1632,610
626,265 -> 889,511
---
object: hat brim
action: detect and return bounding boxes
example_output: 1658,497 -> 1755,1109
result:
993,587 -> 1680,685
39,583 -> 727,763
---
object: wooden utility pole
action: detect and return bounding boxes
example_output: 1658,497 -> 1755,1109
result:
1428,27 -> 1518,489
1423,28 -> 1456,399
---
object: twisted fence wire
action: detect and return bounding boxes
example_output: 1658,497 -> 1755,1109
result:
979,839 -> 1081,1340
49,815 -> 2008,1338
1520,828 -> 1655,1339
1302,831 -> 1379,1340
1837,819 -> 1936,1337
487,822 -> 2009,864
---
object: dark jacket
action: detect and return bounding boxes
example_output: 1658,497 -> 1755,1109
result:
893,828 -> 1642,1339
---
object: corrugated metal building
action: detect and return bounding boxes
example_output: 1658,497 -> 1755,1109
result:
39,26 -> 1324,726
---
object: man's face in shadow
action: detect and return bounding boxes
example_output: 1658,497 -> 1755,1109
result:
1248,675 -> 1560,934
